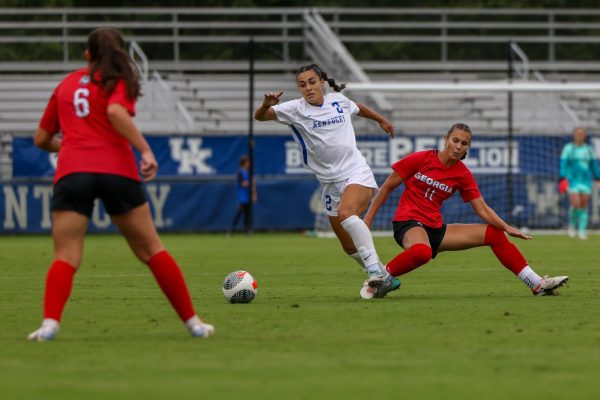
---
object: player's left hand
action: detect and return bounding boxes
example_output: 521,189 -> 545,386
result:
380,118 -> 395,138
505,226 -> 532,240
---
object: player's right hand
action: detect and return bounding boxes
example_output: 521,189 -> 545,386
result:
262,92 -> 283,107
140,150 -> 158,181
505,226 -> 532,240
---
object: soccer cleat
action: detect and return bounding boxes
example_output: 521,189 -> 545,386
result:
373,275 -> 402,299
360,279 -> 378,299
188,322 -> 215,338
359,271 -> 385,299
532,275 -> 569,296
568,227 -> 576,238
27,321 -> 59,342
366,271 -> 385,286
578,232 -> 588,240
360,276 -> 401,299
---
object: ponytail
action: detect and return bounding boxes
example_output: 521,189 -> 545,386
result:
296,64 -> 346,92
87,27 -> 140,100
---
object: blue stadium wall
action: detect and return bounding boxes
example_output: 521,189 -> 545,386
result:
2,134 -> 600,233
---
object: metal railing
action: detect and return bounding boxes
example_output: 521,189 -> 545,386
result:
129,40 -> 149,83
130,41 -> 194,133
1,7 -> 600,72
508,42 -> 579,129
303,10 -> 392,114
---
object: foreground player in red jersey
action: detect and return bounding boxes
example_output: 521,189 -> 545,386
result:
364,123 -> 569,298
27,27 -> 214,340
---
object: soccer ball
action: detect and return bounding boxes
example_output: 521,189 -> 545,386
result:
222,270 -> 258,303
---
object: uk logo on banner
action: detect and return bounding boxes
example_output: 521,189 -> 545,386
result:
169,137 -> 214,174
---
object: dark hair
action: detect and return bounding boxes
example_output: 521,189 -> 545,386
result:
446,123 -> 472,160
240,155 -> 249,166
87,27 -> 140,100
296,64 -> 346,92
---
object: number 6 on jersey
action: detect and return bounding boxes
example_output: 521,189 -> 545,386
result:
73,88 -> 90,118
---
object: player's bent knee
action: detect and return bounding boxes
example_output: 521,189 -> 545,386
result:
484,225 -> 506,246
338,208 -> 359,222
411,243 -> 433,265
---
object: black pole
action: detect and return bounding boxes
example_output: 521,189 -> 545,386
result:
247,37 -> 255,233
507,41 -> 514,226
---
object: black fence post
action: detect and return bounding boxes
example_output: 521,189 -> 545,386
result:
247,37 -> 255,233
507,41 -> 515,225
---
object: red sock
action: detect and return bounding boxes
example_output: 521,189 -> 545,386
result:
484,225 -> 527,275
386,243 -> 432,276
43,260 -> 77,321
147,250 -> 196,322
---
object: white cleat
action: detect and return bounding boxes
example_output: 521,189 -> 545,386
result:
366,272 -> 385,287
578,232 -> 588,240
189,322 -> 215,338
360,279 -> 378,299
568,227 -> 576,238
27,319 -> 59,341
533,275 -> 569,296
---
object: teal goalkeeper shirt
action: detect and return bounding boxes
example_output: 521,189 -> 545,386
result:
559,143 -> 600,185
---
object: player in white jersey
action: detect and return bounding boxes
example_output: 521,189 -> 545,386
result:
255,63 -> 398,299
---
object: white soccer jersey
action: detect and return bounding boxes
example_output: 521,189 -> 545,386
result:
272,92 -> 370,183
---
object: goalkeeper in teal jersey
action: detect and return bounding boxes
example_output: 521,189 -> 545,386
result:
559,127 -> 600,240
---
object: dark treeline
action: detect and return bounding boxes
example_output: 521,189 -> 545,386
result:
1,1 -> 600,66
3,0 -> 600,7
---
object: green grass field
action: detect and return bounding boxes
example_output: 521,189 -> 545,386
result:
1,233 -> 599,400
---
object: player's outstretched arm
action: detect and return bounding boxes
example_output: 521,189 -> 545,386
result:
254,92 -> 282,121
356,103 -> 395,137
469,197 -> 532,240
364,171 -> 404,229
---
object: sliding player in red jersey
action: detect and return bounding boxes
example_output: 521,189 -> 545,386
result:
364,123 -> 569,298
27,27 -> 214,341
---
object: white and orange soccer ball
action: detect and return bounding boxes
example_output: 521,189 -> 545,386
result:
222,270 -> 258,303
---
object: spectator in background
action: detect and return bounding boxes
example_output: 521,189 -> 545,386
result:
229,154 -> 255,234
559,127 -> 600,240
27,27 -> 214,341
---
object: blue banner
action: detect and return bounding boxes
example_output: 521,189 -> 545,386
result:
0,178 -> 319,233
7,134 -> 600,232
14,134 -> 599,178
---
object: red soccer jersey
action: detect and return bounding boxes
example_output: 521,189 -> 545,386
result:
391,150 -> 481,228
39,68 -> 139,183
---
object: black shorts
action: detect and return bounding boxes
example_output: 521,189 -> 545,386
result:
51,173 -> 147,217
392,220 -> 447,258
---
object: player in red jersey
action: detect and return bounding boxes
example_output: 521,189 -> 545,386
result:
27,27 -> 214,341
364,123 -> 569,298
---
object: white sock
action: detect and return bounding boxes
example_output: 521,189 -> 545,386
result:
42,318 -> 59,330
185,315 -> 201,330
350,252 -> 366,272
341,215 -> 388,277
517,266 -> 542,290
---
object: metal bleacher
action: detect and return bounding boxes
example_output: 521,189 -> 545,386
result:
1,7 -> 600,137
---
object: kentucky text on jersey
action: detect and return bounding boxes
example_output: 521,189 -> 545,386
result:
312,115 -> 346,128
414,172 -> 453,193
